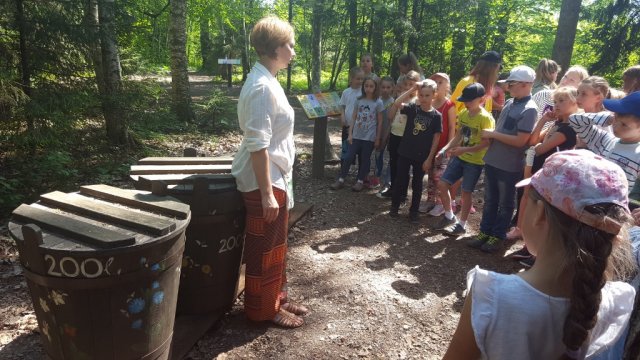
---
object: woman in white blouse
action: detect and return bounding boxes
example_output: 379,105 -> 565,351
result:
231,16 -> 308,328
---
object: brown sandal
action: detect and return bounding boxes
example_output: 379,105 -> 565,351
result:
272,309 -> 304,328
281,301 -> 310,316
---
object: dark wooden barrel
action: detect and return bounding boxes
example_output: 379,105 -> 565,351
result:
130,154 -> 245,315
8,185 -> 191,360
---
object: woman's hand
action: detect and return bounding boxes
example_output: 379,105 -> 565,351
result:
262,192 -> 280,223
348,135 -> 353,144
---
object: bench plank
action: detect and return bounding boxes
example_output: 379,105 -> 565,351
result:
79,185 -> 190,220
12,204 -> 135,248
40,191 -> 176,236
137,156 -> 233,165
130,164 -> 232,175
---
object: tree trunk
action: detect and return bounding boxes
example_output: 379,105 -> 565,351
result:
407,0 -> 421,54
471,0 -> 489,61
449,23 -> 467,84
391,0 -> 408,79
552,0 -> 582,78
370,4 -> 383,72
287,0 -> 294,92
311,0 -> 323,93
15,0 -> 32,134
200,16 -> 215,74
84,0 -> 106,96
169,0 -> 194,122
347,0 -> 358,69
98,0 -> 128,145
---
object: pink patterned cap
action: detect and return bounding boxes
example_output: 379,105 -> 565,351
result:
516,149 -> 630,234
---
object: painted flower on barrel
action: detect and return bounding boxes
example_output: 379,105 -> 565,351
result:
131,319 -> 143,329
201,264 -> 211,275
49,290 -> 67,305
128,297 -> 146,314
39,297 -> 50,313
152,281 -> 160,289
152,291 -> 164,305
150,263 -> 161,272
41,321 -> 51,342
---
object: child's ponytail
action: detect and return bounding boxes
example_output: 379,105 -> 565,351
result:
529,188 -> 635,357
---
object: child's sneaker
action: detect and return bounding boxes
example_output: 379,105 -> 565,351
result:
432,215 -> 457,230
418,201 -> 435,213
443,222 -> 466,236
367,176 -> 381,189
330,180 -> 345,190
467,232 -> 490,248
409,212 -> 420,224
428,204 -> 445,216
480,236 -> 504,253
352,182 -> 364,192
506,226 -> 523,240
378,187 -> 393,198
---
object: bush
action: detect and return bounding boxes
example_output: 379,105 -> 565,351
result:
195,88 -> 236,131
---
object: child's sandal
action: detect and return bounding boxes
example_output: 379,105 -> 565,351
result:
281,301 -> 310,316
272,309 -> 304,328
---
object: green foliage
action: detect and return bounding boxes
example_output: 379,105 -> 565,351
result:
194,88 -> 237,131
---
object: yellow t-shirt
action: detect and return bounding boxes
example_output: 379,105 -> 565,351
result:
451,75 -> 493,114
457,107 -> 495,165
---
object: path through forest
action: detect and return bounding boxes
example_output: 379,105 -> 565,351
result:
0,75 -> 525,359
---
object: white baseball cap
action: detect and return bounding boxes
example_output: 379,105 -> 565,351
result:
504,65 -> 536,83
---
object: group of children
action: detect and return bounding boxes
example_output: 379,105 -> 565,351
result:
327,52 -> 640,359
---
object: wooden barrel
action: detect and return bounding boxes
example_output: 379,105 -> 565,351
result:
130,154 -> 245,315
8,185 -> 191,360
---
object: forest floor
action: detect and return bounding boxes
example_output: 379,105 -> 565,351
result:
0,75 -> 526,359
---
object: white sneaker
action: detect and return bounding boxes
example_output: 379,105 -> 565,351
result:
428,204 -> 445,217
418,201 -> 434,213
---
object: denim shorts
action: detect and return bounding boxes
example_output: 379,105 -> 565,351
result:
440,156 -> 484,193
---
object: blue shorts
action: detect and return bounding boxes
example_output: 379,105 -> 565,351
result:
440,156 -> 484,193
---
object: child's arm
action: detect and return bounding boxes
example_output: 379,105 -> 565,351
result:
340,106 -> 347,127
529,111 -> 556,145
443,293 -> 481,359
423,132 -> 441,172
447,106 -> 457,143
388,85 -> 419,119
439,129 -> 463,157
348,109 -> 357,143
450,139 -> 490,158
534,132 -> 567,155
481,129 -> 531,148
375,111 -> 383,149
569,112 -> 616,155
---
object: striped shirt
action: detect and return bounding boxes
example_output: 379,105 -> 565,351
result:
569,112 -> 640,189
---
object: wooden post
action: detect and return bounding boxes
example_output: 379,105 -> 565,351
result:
312,116 -> 328,179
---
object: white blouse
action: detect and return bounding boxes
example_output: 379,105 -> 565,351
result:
468,266 -> 635,359
231,62 -> 295,209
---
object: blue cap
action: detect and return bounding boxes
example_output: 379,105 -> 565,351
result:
603,91 -> 640,117
457,83 -> 486,102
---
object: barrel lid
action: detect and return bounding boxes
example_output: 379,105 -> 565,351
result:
8,184 -> 191,252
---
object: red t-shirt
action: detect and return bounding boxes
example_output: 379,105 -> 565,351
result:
436,99 -> 455,150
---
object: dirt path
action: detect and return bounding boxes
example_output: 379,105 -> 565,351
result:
0,76 -> 525,359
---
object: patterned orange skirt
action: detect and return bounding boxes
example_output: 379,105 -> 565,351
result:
241,187 -> 289,321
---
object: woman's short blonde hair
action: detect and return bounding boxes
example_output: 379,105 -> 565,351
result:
250,16 -> 294,59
